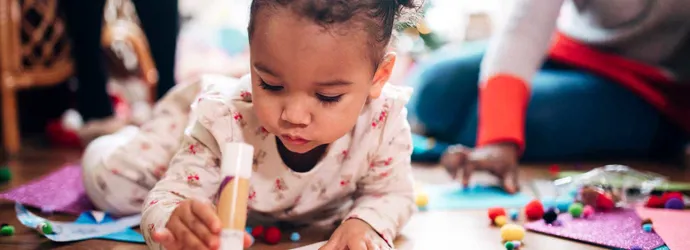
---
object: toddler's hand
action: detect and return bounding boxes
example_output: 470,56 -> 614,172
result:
152,199 -> 253,250
441,143 -> 519,193
320,219 -> 390,250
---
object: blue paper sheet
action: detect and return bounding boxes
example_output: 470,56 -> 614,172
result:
74,212 -> 145,243
16,203 -> 144,243
424,184 -> 533,210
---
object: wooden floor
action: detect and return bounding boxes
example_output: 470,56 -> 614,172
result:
1,147 -> 688,250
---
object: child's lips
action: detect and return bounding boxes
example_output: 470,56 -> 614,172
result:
281,135 -> 310,145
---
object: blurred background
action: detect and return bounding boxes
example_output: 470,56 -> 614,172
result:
0,0 -> 509,157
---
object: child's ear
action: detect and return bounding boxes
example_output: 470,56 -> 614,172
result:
369,52 -> 397,99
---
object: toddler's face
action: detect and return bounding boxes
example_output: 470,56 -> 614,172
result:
249,8 -> 393,154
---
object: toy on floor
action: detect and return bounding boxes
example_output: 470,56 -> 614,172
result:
542,207 -> 558,224
0,224 -> 15,236
264,226 -> 281,245
488,207 -> 507,224
509,209 -> 519,221
38,222 -> 54,234
524,200 -> 544,221
642,223 -> 653,232
0,167 -> 11,182
290,232 -> 300,242
568,203 -> 583,218
548,164 -> 560,178
251,225 -> 264,239
251,225 -> 282,245
582,205 -> 594,218
500,224 -> 525,242
415,192 -> 429,209
664,198 -> 684,209
494,215 -> 508,227
646,191 -> 685,209
504,240 -> 523,250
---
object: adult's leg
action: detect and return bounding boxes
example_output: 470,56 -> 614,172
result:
59,0 -> 113,121
406,42 -> 485,141
451,62 -> 684,161
132,0 -> 180,99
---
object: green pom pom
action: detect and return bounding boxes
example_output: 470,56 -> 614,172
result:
0,167 -> 11,182
40,222 -> 53,234
0,225 -> 15,236
569,203 -> 584,218
504,241 -> 515,250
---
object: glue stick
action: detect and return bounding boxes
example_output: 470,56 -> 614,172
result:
217,143 -> 253,250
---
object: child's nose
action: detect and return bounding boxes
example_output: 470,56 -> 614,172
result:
281,102 -> 311,126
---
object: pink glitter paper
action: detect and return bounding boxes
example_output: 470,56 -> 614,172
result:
0,165 -> 94,215
525,209 -> 665,249
636,206 -> 690,250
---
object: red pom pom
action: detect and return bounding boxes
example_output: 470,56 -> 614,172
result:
524,199 -> 544,221
251,225 -> 264,239
488,207 -> 507,222
596,193 -> 615,210
263,226 -> 281,245
548,164 -> 560,177
661,192 -> 683,203
646,195 -> 665,208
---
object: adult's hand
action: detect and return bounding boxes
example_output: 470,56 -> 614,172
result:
440,143 -> 519,193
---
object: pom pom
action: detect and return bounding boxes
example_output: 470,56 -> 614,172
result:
646,195 -> 665,208
543,208 -> 558,224
582,205 -> 594,218
548,164 -> 560,177
0,167 -> 11,182
61,109 -> 84,131
494,215 -> 508,227
415,192 -> 429,208
0,225 -> 15,236
488,207 -> 507,223
642,223 -> 653,232
511,240 -> 522,248
38,222 -> 53,234
500,224 -> 525,242
504,241 -> 514,250
664,198 -> 684,210
661,192 -> 683,204
251,225 -> 264,239
524,200 -> 544,221
568,203 -> 584,218
263,226 -> 281,245
246,227 -> 252,233
595,193 -> 615,210
290,232 -> 300,242
509,209 -> 519,221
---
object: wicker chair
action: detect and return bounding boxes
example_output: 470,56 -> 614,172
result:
0,0 -> 156,157
0,0 -> 73,157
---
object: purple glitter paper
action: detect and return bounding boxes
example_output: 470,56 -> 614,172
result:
0,165 -> 94,215
525,209 -> 665,249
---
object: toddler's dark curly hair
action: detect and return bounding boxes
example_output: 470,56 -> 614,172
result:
248,0 -> 423,65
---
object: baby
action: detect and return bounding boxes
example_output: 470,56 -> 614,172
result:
81,0 -> 422,249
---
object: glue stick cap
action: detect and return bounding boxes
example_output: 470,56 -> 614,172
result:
221,143 -> 254,179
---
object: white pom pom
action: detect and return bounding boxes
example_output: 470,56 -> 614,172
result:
61,109 -> 84,131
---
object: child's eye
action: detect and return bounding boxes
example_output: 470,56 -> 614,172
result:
259,80 -> 283,92
316,93 -> 343,104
